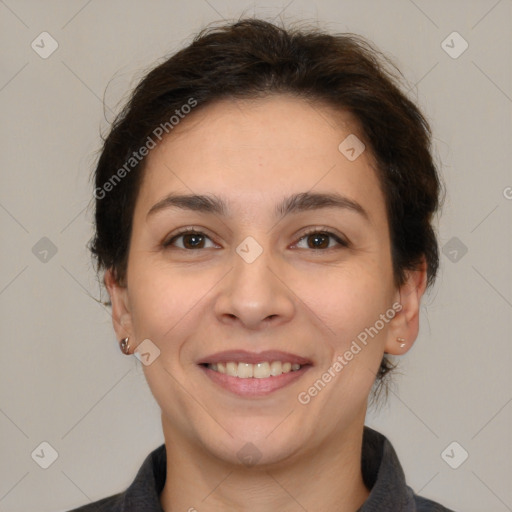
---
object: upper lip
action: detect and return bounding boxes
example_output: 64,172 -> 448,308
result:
197,350 -> 312,366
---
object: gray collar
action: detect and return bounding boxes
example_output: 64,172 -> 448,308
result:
73,426 -> 453,511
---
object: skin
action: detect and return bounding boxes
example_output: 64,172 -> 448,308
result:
105,94 -> 427,511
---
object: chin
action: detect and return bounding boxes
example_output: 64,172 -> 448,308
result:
198,418 -> 305,468
214,439 -> 301,469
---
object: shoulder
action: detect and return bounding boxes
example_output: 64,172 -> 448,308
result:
65,443 -> 166,511
361,426 -> 457,512
66,492 -> 124,511
414,493 -> 457,511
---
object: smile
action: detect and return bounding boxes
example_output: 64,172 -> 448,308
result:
198,350 -> 312,397
206,361 -> 302,379
196,350 -> 314,398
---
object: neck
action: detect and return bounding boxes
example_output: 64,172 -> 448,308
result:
159,420 -> 370,512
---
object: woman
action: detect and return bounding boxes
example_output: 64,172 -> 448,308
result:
71,18 -> 453,511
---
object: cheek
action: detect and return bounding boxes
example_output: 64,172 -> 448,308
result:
127,261 -> 226,350
127,262 -> 194,338
299,264 -> 395,402
298,263 -> 393,343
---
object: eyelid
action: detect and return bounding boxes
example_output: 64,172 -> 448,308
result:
162,226 -> 219,247
293,226 -> 349,248
163,225 -> 349,250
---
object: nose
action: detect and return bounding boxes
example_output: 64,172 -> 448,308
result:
213,243 -> 296,331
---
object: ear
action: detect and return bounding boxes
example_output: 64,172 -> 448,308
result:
104,268 -> 133,345
384,258 -> 428,355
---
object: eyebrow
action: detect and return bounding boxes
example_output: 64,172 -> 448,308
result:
147,191 -> 369,221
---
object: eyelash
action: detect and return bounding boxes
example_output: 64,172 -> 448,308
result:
162,226 -> 349,251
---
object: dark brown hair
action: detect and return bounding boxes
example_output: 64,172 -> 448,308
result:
89,18 -> 443,399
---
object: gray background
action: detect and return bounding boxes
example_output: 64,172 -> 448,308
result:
1,1 -> 511,511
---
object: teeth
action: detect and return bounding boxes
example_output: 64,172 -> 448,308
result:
207,361 -> 303,378
237,362 -> 253,378
226,362 -> 238,377
270,361 -> 282,376
253,362 -> 270,378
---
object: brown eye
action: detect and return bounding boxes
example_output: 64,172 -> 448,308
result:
307,232 -> 329,249
295,229 -> 348,250
163,230 -> 215,250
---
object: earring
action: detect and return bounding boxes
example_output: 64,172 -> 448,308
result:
396,337 -> 406,348
120,337 -> 131,355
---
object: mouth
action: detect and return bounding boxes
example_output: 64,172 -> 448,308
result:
197,350 -> 312,397
204,361 -> 303,378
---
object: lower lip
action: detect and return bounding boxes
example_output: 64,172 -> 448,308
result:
200,365 -> 311,397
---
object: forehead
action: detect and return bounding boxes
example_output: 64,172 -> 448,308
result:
137,94 -> 386,222
152,94 -> 362,158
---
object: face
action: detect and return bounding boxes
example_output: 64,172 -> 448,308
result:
106,95 -> 424,467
